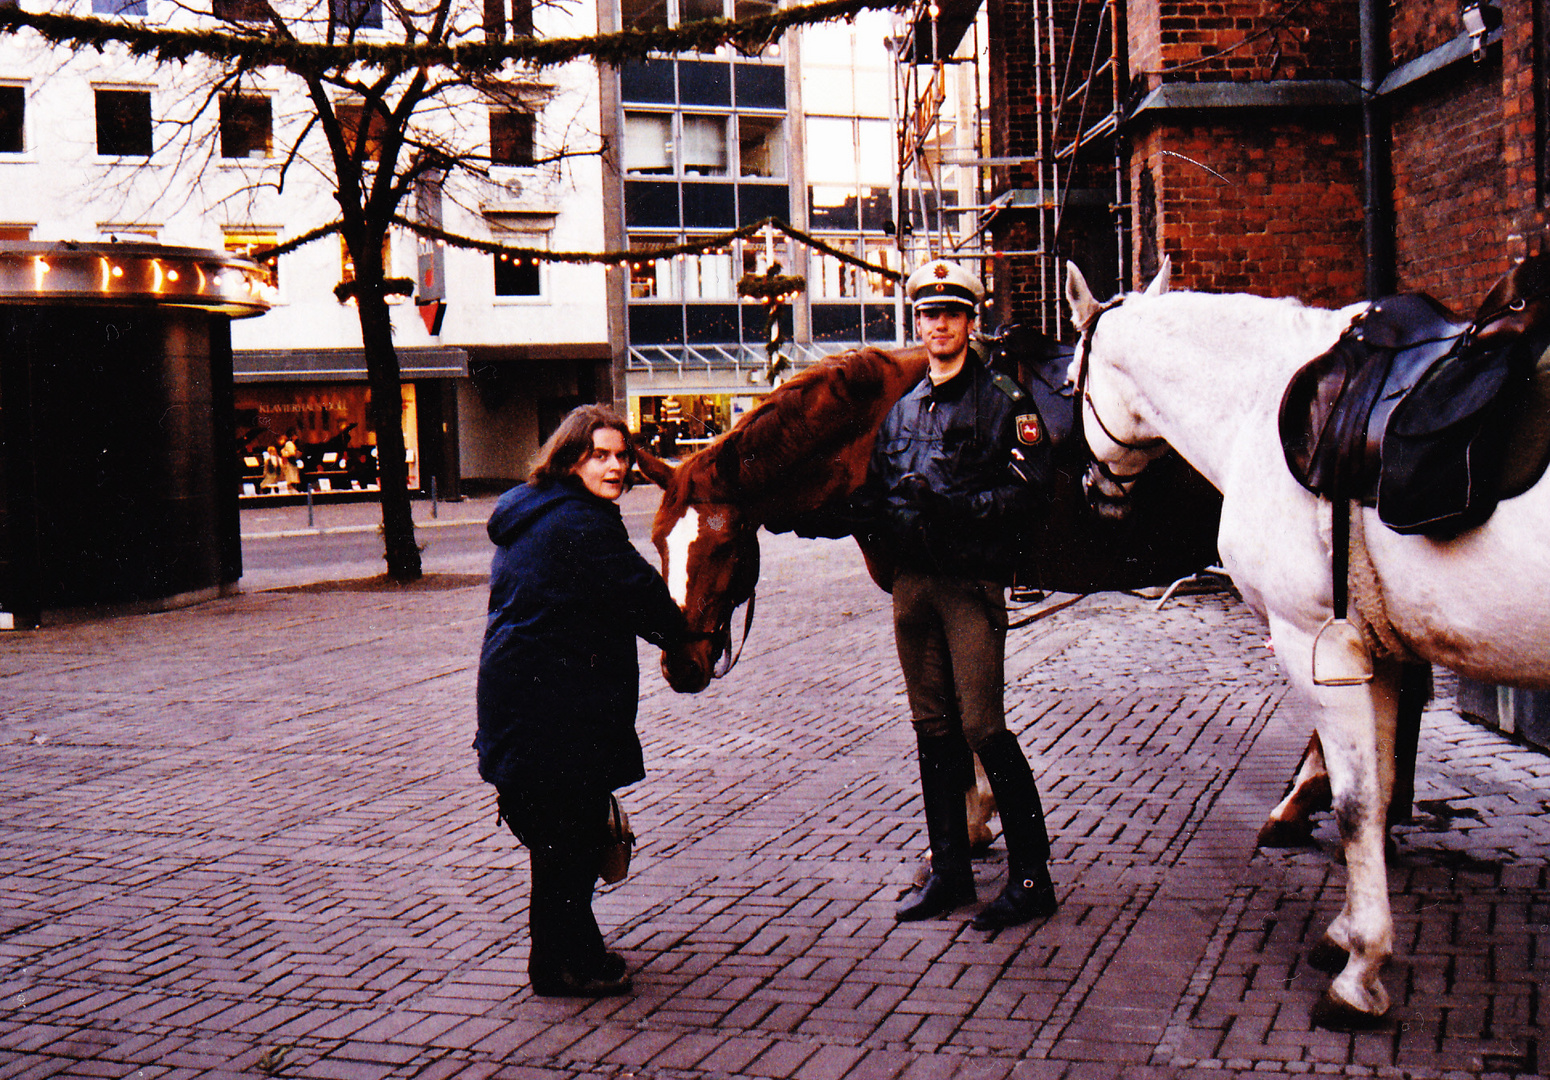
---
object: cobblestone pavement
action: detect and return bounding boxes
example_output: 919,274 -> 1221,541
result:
2,490 -> 1548,1079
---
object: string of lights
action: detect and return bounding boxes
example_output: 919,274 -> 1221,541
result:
248,215 -> 902,282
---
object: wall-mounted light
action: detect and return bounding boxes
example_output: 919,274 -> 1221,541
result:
1460,1 -> 1502,61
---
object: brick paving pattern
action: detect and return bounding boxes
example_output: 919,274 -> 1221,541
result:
2,494 -> 1547,1079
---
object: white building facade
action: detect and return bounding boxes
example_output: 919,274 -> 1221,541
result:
0,0 -> 613,494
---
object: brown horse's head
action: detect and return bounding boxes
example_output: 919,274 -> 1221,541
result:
637,346 -> 929,693
637,448 -> 760,692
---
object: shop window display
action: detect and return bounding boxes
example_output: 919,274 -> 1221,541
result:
233,383 -> 420,496
225,229 -> 280,290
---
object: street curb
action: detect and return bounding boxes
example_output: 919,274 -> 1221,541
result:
240,517 -> 488,540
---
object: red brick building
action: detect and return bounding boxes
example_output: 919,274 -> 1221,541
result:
986,0 -> 1547,321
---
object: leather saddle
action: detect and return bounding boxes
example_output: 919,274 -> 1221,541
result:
1279,254 -> 1550,536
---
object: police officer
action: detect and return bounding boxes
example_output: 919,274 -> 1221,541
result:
866,259 -> 1058,929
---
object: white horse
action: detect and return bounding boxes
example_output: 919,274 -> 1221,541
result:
1065,257 -> 1550,1022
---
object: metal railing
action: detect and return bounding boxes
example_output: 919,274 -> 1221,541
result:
626,340 -> 875,377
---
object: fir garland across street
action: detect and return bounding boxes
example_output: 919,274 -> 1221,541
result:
244,215 -> 901,282
0,1 -> 896,73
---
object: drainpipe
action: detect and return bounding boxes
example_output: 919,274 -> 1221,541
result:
1360,0 -> 1395,298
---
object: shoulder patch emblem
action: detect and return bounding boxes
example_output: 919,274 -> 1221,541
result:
1016,414 -> 1043,445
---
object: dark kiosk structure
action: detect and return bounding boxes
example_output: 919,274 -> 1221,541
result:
0,242 -> 271,629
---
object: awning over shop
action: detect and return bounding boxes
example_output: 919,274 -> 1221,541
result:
234,346 -> 470,383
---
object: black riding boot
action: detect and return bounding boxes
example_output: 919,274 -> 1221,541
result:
971,730 -> 1058,930
895,728 -> 977,922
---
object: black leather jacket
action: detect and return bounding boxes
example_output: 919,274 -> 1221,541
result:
859,356 -> 1048,582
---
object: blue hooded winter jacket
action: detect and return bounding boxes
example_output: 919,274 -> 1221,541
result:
475,478 -> 686,793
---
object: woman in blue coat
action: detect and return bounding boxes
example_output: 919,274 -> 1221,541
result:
476,404 -> 685,997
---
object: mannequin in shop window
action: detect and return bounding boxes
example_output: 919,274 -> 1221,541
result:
280,430 -> 303,492
261,445 -> 284,493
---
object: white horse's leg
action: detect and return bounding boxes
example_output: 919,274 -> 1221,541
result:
1257,731 -> 1331,847
912,756 -> 995,883
967,754 -> 996,851
1274,620 -> 1398,1019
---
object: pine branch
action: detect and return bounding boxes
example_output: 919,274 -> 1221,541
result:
0,1 -> 898,74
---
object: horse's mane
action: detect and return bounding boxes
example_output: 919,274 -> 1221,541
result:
681,345 -> 927,503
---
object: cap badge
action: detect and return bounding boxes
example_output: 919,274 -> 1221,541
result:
933,264 -> 949,279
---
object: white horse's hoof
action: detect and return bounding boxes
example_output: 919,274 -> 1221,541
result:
1320,964 -> 1391,1024
1311,985 -> 1392,1030
1256,816 -> 1316,848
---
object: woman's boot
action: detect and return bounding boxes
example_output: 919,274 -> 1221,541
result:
896,726 -> 977,921
971,730 -> 1058,930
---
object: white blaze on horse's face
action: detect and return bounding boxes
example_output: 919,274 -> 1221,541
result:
664,505 -> 699,608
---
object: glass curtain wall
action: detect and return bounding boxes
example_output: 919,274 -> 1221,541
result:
801,13 -> 900,346
619,0 -> 790,353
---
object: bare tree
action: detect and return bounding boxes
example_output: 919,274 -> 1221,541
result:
0,0 -> 888,579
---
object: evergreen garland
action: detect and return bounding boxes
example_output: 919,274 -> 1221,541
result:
0,1 -> 897,74
372,214 -> 902,281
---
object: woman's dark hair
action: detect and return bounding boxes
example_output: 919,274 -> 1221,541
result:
529,404 -> 636,488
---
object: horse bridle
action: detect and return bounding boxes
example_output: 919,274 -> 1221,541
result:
679,527 -> 760,680
1074,294 -> 1169,494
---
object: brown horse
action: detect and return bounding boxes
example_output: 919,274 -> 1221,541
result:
635,339 -> 1224,693
635,345 -> 929,694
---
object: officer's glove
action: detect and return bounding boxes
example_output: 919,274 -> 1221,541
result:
895,473 -> 959,521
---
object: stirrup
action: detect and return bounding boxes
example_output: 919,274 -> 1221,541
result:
1311,616 -> 1374,686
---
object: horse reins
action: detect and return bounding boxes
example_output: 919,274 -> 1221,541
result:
1074,295 -> 1168,492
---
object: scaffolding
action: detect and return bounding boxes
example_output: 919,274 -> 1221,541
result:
893,0 -> 1130,337
890,1 -> 991,275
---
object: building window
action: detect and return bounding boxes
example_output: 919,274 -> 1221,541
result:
493,252 -> 541,296
682,237 -> 735,299
624,113 -> 674,175
330,0 -> 382,29
681,115 -> 728,175
807,116 -> 893,231
219,96 -> 272,159
336,101 -> 387,162
212,0 -> 269,19
98,223 -> 160,242
483,0 -> 533,38
0,86 -> 22,154
225,229 -> 280,290
490,109 -> 535,167
510,0 -> 533,35
628,237 -> 678,298
95,90 -> 153,157
94,0 -> 148,14
339,233 -> 392,292
737,115 -> 783,178
679,0 -> 723,21
0,225 -> 33,241
620,0 -> 668,33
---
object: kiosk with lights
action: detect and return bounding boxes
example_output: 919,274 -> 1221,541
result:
0,242 -> 271,628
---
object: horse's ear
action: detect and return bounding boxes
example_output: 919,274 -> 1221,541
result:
635,446 -> 676,489
1065,263 -> 1098,330
1143,256 -> 1172,297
